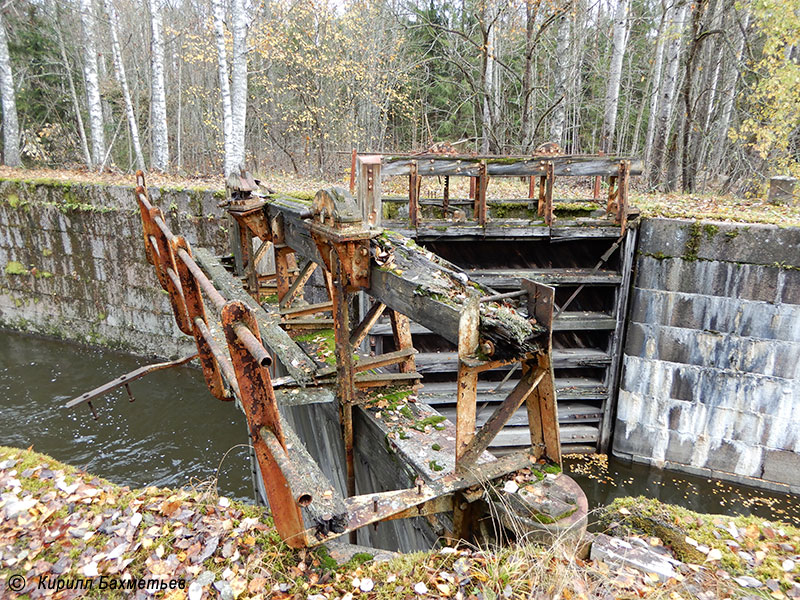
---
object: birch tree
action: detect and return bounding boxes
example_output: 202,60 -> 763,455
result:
649,0 -> 688,187
104,0 -> 145,171
149,0 -> 169,171
79,0 -> 106,168
600,0 -> 630,153
230,0 -> 248,171
644,1 -> 669,164
212,0 -> 234,176
549,8 -> 570,144
0,9 -> 20,166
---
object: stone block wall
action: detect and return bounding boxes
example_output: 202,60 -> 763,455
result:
0,177 -> 229,357
614,218 -> 800,493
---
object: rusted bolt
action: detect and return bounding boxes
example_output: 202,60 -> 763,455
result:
415,477 -> 424,495
372,496 -> 379,513
360,247 -> 368,257
480,340 -> 495,357
460,502 -> 468,510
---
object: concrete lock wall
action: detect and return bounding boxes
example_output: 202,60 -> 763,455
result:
614,218 -> 800,493
0,177 -> 229,357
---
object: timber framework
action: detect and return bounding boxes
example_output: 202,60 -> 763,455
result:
71,151 -> 641,550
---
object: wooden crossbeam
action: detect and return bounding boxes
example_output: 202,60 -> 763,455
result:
354,371 -> 422,388
353,347 -> 417,373
281,301 -> 334,319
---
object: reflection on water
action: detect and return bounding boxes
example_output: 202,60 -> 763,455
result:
0,330 -> 252,500
565,453 -> 800,527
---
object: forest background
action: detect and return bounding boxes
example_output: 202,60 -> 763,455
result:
0,0 -> 797,195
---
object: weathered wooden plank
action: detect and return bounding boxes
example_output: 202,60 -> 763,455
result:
349,301 -> 386,347
467,268 -> 622,289
434,402 -> 603,427
413,348 -> 612,373
380,155 -> 644,177
354,372 -> 422,388
458,368 -> 544,468
369,231 -> 545,359
279,260 -> 318,309
192,247 -> 318,384
353,348 -> 417,373
281,301 -> 334,318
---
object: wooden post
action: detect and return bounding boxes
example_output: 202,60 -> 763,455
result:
455,294 -> 480,464
541,161 -> 554,226
528,175 -> 536,200
389,310 -> 416,373
617,160 -> 630,233
593,151 -> 604,199
443,175 -> 450,215
474,160 -> 488,225
606,174 -> 618,215
409,160 -> 421,227
357,155 -> 382,228
349,148 -> 357,194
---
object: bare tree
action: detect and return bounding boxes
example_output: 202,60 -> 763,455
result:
104,0 -> 145,171
549,6 -> 570,145
149,0 -> 169,171
79,0 -> 106,168
649,0 -> 688,187
0,9 -> 20,166
644,0 -> 669,164
600,0 -> 631,153
230,0 -> 248,171
212,0 -> 234,176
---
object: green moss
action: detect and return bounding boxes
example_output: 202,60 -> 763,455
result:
411,415 -> 446,432
34,270 -> 53,279
683,220 -> 703,261
314,545 -> 339,571
431,443 -> 442,451
542,463 -> 561,475
260,293 -> 279,304
4,261 -> 28,275
725,229 -> 740,240
42,248 -> 53,257
703,223 -> 719,238
428,460 -> 444,472
295,328 -> 336,365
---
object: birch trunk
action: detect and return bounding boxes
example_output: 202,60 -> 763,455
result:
520,0 -> 539,151
600,0 -> 630,153
644,1 -> 669,165
149,0 -> 169,171
549,10 -> 570,144
104,0 -> 145,171
55,17 -> 91,168
0,11 -> 20,166
230,0 -> 248,171
212,0 -> 234,176
648,1 -> 688,187
480,0 -> 496,154
80,0 -> 106,168
710,11 -> 750,174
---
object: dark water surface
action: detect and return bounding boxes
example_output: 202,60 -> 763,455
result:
0,330 -> 252,500
2,330 -> 799,527
565,453 -> 800,527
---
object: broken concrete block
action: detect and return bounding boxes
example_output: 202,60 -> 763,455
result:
590,533 -> 682,582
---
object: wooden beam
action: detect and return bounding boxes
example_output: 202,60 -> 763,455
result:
380,154 -> 644,177
349,301 -> 386,347
279,260 -> 318,310
353,347 -> 417,373
457,367 -> 545,469
357,155 -> 381,228
281,301 -> 334,319
389,310 -> 416,373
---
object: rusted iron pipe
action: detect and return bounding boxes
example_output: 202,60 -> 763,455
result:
154,214 -> 174,241
260,428 -> 314,507
193,318 -> 240,397
233,321 -> 273,367
480,289 -> 526,303
148,235 -> 160,258
177,248 -> 227,310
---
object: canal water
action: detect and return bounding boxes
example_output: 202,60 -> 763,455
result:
2,330 -> 799,527
0,330 -> 252,500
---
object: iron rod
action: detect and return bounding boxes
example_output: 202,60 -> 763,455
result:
177,248 -> 227,310
480,289 -> 526,303
233,321 -> 273,367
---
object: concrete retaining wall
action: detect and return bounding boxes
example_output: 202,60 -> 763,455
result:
614,218 -> 800,493
0,177 -> 228,357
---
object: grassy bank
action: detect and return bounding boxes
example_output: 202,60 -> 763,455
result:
2,446 -> 799,599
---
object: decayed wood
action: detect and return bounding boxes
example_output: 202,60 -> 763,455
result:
349,301 -> 386,347
192,247 -> 317,384
369,231 -> 546,360
389,310 -> 416,373
381,154 -> 644,177
456,296 -> 480,464
409,160 -> 421,227
457,367 -> 545,469
353,371 -> 422,388
353,347 -> 417,373
281,301 -> 334,319
357,155 -> 382,227
617,160 -> 630,232
279,260 -> 317,309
